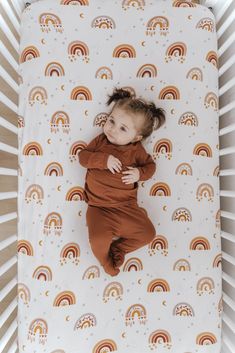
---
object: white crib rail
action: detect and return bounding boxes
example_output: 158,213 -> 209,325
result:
0,0 -> 235,352
0,1 -> 24,352
203,0 -> 235,352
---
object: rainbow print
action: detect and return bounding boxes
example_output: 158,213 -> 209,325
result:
95,66 -> 113,80
193,143 -> 212,157
196,183 -> 214,202
28,318 -> 48,345
204,92 -> 218,111
136,64 -> 157,78
206,51 -> 218,68
186,67 -> 203,81
68,40 -> 89,62
18,240 -> 34,256
45,62 -> 65,76
91,16 -> 116,29
146,16 -> 169,36
60,0 -> 89,4
50,111 -> 70,134
196,18 -> 215,32
173,1 -> 197,7
69,140 -> 87,162
23,142 -> 43,155
92,339 -> 117,353
123,257 -> 143,271
216,209 -> 221,229
28,86 -> 47,106
93,113 -> 109,127
122,0 -> 145,11
20,46 -> 40,63
173,302 -> 195,316
172,207 -> 192,222
82,266 -> 100,279
196,332 -> 217,345
53,291 -> 76,306
18,116 -> 24,128
165,42 -> 187,63
25,184 -> 44,204
125,304 -> 147,326
190,237 -> 211,250
18,283 -> 31,305
175,163 -> 193,176
60,243 -> 80,266
74,313 -> 97,330
148,329 -> 172,350
103,282 -> 123,303
197,277 -> 215,295
32,266 -> 53,281
178,112 -> 198,126
150,182 -> 171,197
148,236 -> 168,256
173,259 -> 191,271
65,186 -> 85,201
213,253 -> 222,268
153,138 -> 172,160
39,13 -> 63,33
159,85 -> 180,100
70,86 -> 92,100
44,162 -> 63,176
43,212 -> 63,236
113,44 -> 136,58
147,279 -> 170,292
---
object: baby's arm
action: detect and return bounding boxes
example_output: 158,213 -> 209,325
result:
136,144 -> 156,181
78,134 -> 110,169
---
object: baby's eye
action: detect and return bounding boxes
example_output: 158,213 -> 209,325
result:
121,127 -> 126,131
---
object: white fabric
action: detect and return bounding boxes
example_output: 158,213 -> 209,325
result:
18,1 -> 222,352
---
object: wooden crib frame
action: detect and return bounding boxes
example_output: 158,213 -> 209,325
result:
0,0 -> 234,352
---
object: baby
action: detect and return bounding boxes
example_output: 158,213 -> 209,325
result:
79,87 -> 166,276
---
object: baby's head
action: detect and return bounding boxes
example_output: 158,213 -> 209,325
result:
103,87 -> 166,146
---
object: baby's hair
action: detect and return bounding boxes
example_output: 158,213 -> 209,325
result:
106,87 -> 166,140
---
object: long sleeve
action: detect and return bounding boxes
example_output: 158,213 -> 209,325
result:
136,143 -> 156,181
78,134 -> 110,169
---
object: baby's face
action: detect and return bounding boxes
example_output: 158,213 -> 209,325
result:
103,107 -> 143,146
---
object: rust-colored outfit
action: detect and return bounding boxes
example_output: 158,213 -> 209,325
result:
79,132 -> 156,275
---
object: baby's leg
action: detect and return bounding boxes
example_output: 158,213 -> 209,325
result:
110,205 -> 156,269
86,206 -> 119,276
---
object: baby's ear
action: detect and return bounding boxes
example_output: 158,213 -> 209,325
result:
136,135 -> 143,142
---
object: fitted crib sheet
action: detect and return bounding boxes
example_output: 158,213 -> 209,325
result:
17,1 -> 222,352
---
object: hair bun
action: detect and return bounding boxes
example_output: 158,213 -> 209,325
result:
106,87 -> 131,106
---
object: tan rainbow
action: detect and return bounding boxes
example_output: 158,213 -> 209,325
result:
45,62 -> 65,76
53,291 -> 76,306
60,242 -> 80,266
123,257 -> 143,271
173,0 -> 196,7
175,163 -> 193,176
74,313 -> 97,330
125,303 -> 147,326
193,143 -> 212,157
206,51 -> 218,68
103,281 -> 123,303
204,92 -> 218,111
92,339 -> 117,353
68,40 -> 89,62
173,259 -> 191,271
197,277 -> 215,295
148,236 -> 168,256
18,283 -> 31,305
159,85 -> 180,99
196,332 -> 217,345
172,207 -> 192,222
82,265 -> 100,279
44,162 -> 63,176
113,44 -> 136,58
50,111 -> 70,134
153,138 -> 172,159
136,64 -> 157,78
28,86 -> 47,106
32,266 -> 53,281
43,212 -> 62,236
173,303 -> 195,316
178,111 -> 198,126
18,240 -> 34,256
28,318 -> 48,344
147,279 -> 170,292
165,42 -> 187,63
95,66 -> 113,79
91,16 -> 116,29
148,329 -> 172,350
122,0 -> 145,10
190,237 -> 211,250
196,18 -> 215,32
196,183 -> 214,202
20,46 -> 40,63
39,13 -> 63,33
65,186 -> 85,201
25,184 -> 44,204
70,86 -> 92,100
146,16 -> 169,36
150,182 -> 171,196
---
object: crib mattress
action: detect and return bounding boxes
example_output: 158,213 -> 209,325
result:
18,1 -> 222,352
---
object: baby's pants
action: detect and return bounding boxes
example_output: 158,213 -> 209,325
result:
86,203 -> 156,271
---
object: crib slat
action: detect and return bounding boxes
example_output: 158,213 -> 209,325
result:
0,14 -> 19,52
217,7 -> 235,39
0,92 -> 18,114
218,31 -> 235,56
222,271 -> 235,288
219,54 -> 235,77
219,76 -> 235,96
221,230 -> 235,243
0,40 -> 18,72
0,212 -> 17,224
221,210 -> 235,221
10,0 -> 23,18
222,331 -> 235,353
0,297 -> 17,329
0,255 -> 17,277
7,339 -> 18,353
220,190 -> 235,197
0,234 -> 17,252
223,292 -> 235,312
223,312 -> 235,334
219,100 -> 235,116
0,277 -> 17,303
220,169 -> 235,176
0,116 -> 18,134
0,142 -> 18,155
219,123 -> 235,136
0,167 -> 17,176
222,251 -> 235,266
219,146 -> 235,156
0,320 -> 17,353
0,192 -> 17,201
1,1 -> 20,34
0,65 -> 19,93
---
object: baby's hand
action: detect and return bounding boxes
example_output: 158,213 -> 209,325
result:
107,155 -> 122,174
121,167 -> 140,184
